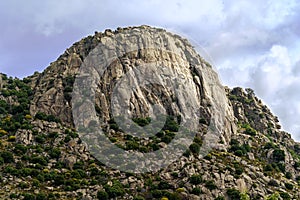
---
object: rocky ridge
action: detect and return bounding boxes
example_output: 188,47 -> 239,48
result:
0,26 -> 299,199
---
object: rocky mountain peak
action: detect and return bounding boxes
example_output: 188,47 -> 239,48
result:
0,26 -> 300,199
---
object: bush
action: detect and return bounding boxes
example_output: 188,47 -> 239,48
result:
229,140 -> 251,156
104,180 -> 125,198
14,144 -> 27,155
36,193 -> 47,200
35,112 -> 48,120
151,190 -> 163,198
285,172 -> 292,179
199,118 -> 207,124
273,149 -> 285,162
191,187 -> 201,195
125,140 -> 139,150
189,174 -> 202,185
30,156 -> 47,166
234,150 -> 243,156
279,192 -> 290,200
35,112 -> 60,123
215,196 -> 225,200
132,117 -> 151,127
264,142 -> 275,149
163,116 -> 179,132
242,124 -> 256,136
268,179 -> 279,187
97,190 -> 108,200
226,188 -> 241,200
35,135 -> 45,143
285,182 -> 293,190
205,180 -> 217,190
9,193 -> 18,199
1,151 -> 14,163
189,143 -> 200,154
23,193 -> 35,200
234,162 -> 244,176
265,192 -> 280,200
49,148 -> 61,159
158,180 -> 173,190
161,135 -> 172,144
276,163 -> 285,173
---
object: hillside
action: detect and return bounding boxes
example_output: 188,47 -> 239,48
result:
0,26 -> 300,200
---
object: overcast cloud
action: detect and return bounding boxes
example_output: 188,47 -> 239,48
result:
1,0 -> 300,140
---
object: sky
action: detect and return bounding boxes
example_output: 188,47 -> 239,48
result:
1,0 -> 300,140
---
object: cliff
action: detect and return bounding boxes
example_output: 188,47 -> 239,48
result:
0,26 -> 299,200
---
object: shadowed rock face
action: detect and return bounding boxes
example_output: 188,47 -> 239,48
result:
30,25 -> 236,146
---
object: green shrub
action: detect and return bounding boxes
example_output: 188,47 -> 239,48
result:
35,112 -> 48,120
48,132 -> 58,138
273,149 -> 285,162
151,190 -> 163,198
125,140 -> 139,150
191,187 -> 201,195
189,143 -> 200,154
23,193 -> 35,200
276,163 -> 285,173
285,172 -> 292,179
226,188 -> 241,200
285,182 -> 293,190
18,182 -> 29,189
189,174 -> 202,185
35,135 -> 45,143
30,156 -> 47,166
1,151 -> 14,163
199,118 -> 207,124
161,135 -> 172,144
32,179 -> 40,187
234,150 -> 243,156
233,162 -> 244,176
294,162 -> 300,168
53,174 -> 65,186
229,140 -> 251,156
132,117 -> 151,127
279,192 -> 290,200
264,142 -> 275,149
158,180 -> 173,190
36,193 -> 47,200
9,193 -> 18,199
242,124 -> 256,136
104,180 -> 125,198
73,161 -> 84,169
49,148 -> 61,159
97,190 -> 108,200
240,193 -> 250,200
163,116 -> 179,132
215,196 -> 225,200
205,180 -> 217,190
35,112 -> 60,123
110,123 -> 119,131
268,179 -> 279,187
265,192 -> 280,200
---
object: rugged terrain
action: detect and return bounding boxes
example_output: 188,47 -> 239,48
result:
0,26 -> 300,200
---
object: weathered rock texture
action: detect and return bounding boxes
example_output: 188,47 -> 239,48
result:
30,25 -> 236,146
0,26 -> 300,200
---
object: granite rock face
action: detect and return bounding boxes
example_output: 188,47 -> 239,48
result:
1,26 -> 300,199
30,26 -> 236,146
